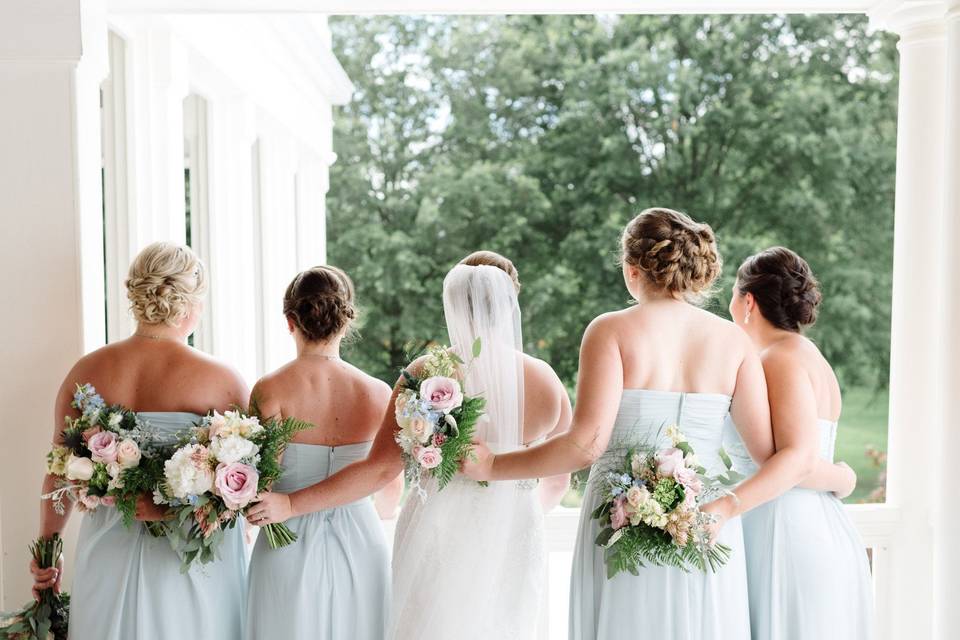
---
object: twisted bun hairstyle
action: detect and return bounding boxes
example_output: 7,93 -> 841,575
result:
126,242 -> 207,326
736,246 -> 822,332
621,207 -> 722,301
283,265 -> 357,342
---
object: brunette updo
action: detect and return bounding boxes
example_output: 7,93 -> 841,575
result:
736,246 -> 822,332
126,241 -> 207,326
621,207 -> 722,300
459,250 -> 521,292
283,265 -> 357,342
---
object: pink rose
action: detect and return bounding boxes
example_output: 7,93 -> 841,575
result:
654,447 -> 684,477
81,425 -> 102,442
415,445 -> 442,470
610,496 -> 629,530
78,488 -> 100,511
88,431 -> 119,464
420,377 -> 463,413
100,495 -> 116,507
214,462 -> 259,510
674,466 -> 702,497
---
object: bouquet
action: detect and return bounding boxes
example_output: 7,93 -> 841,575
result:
0,535 -> 70,640
394,342 -> 486,500
43,384 -> 173,536
592,426 -> 741,578
155,409 -> 309,571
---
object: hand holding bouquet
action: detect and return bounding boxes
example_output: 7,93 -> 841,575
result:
0,535 -> 69,640
43,384 -> 173,535
592,426 -> 740,578
155,409 -> 309,571
394,342 -> 486,500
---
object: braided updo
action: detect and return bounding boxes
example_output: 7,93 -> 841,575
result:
283,265 -> 357,342
621,207 -> 722,300
126,242 -> 207,326
736,246 -> 822,332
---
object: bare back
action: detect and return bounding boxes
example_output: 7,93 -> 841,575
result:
763,335 -> 842,422
521,354 -> 572,445
56,338 -> 248,421
612,302 -> 749,395
252,358 -> 391,446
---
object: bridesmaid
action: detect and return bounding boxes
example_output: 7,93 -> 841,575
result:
463,208 -> 823,640
725,247 -> 873,639
243,266 -> 395,640
31,242 -> 248,640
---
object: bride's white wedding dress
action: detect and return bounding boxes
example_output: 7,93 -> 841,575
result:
387,265 -> 545,640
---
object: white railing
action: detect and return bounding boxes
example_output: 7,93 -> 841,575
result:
381,502 -> 900,640
536,504 -> 901,640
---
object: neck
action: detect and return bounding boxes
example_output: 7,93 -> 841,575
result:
133,323 -> 187,343
297,337 -> 342,359
749,322 -> 795,350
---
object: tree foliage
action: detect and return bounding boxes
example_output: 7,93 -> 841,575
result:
328,14 -> 897,390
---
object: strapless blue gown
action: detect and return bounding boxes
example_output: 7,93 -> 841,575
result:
570,390 -> 751,640
244,442 -> 390,640
68,412 -> 247,640
723,417 -> 873,639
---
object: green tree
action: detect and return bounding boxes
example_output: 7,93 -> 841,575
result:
328,14 -> 897,391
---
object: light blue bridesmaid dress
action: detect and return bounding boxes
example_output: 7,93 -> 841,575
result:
570,390 -> 751,640
69,412 -> 246,640
723,417 -> 873,639
244,442 -> 390,640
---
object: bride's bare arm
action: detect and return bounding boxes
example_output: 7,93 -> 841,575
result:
537,386 -> 574,511
466,315 -> 624,481
797,460 -> 856,497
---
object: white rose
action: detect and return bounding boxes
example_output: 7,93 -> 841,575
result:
164,444 -> 215,498
405,416 -> 433,444
116,438 -> 141,468
65,454 -> 94,481
239,417 -> 263,437
106,461 -> 123,479
210,434 -> 259,464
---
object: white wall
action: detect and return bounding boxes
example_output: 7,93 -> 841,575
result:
0,2 -> 350,606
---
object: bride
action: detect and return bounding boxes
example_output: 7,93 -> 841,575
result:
273,252 -> 570,639
388,256 -> 570,639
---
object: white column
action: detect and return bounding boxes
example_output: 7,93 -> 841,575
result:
294,156 -> 330,269
869,4 -> 948,639
935,1 -> 960,638
0,0 -> 105,607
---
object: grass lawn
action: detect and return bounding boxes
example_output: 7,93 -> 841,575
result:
560,386 -> 889,508
836,386 -> 889,503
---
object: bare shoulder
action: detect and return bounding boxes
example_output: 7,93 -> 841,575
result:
179,348 -> 249,407
349,362 -> 392,403
760,338 -> 810,383
522,354 -> 565,397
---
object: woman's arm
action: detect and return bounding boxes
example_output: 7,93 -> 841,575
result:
705,350 -> 820,528
464,315 -> 624,481
538,385 -> 574,512
374,472 -> 404,519
246,380 -> 405,525
798,460 -> 856,497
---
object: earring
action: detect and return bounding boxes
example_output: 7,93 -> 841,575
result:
744,310 -> 751,325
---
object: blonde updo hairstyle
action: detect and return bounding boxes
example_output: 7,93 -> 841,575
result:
621,207 -> 722,303
126,241 -> 207,326
459,250 -> 521,292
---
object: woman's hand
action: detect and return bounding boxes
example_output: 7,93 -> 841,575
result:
833,462 -> 857,500
246,492 -> 294,527
461,439 -> 495,482
700,494 -> 739,545
29,553 -> 62,602
134,493 -> 170,522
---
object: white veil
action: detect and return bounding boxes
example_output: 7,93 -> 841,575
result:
442,264 -> 524,453
389,264 -> 543,639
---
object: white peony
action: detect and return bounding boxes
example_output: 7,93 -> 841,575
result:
65,454 -> 94,481
116,438 -> 141,468
210,434 -> 259,464
239,416 -> 263,437
164,444 -> 215,498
